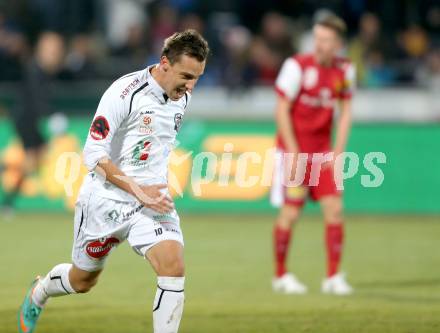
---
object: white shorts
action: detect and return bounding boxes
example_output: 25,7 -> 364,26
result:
72,191 -> 183,272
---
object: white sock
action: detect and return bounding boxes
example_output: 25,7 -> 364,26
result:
32,263 -> 76,307
153,276 -> 185,333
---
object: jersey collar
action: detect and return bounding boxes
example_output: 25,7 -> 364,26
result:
147,65 -> 169,104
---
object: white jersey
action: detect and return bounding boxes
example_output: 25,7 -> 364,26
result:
81,65 -> 190,202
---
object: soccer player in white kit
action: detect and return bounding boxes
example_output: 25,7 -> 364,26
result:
18,30 -> 209,333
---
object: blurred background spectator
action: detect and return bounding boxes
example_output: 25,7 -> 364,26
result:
0,0 -> 438,217
348,12 -> 395,87
0,0 -> 437,88
1,31 -> 67,211
0,5 -> 28,81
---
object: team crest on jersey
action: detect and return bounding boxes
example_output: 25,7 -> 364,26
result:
174,113 -> 183,132
90,116 -> 110,140
333,79 -> 343,93
303,67 -> 318,90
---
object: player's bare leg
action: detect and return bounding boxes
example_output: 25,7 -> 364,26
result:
18,264 -> 101,333
272,204 -> 307,294
33,264 -> 102,304
146,240 -> 185,333
320,195 -> 353,295
276,204 -> 301,230
68,265 -> 102,293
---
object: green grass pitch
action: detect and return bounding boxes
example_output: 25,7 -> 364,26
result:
1,213 -> 439,333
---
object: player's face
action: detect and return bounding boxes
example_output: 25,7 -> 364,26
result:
313,25 -> 342,64
161,55 -> 205,101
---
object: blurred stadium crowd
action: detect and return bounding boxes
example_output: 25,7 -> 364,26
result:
0,0 -> 439,90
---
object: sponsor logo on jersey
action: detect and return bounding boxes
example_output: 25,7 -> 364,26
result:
120,78 -> 140,99
122,204 -> 143,220
105,204 -> 144,224
106,209 -> 121,223
139,114 -> 154,134
133,140 -> 152,161
174,113 -> 183,132
303,67 -> 318,89
299,88 -> 335,109
90,116 -> 110,140
143,116 -> 151,125
152,213 -> 173,221
86,237 -> 120,259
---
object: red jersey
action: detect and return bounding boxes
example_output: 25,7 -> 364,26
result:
275,53 -> 355,153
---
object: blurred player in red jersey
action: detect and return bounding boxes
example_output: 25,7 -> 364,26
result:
271,14 -> 355,295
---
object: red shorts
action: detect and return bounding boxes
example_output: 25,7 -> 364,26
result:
270,149 -> 341,208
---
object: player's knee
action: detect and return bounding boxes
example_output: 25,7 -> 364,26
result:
324,207 -> 343,224
157,257 -> 185,277
278,205 -> 300,227
288,209 -> 301,223
147,240 -> 185,276
321,197 -> 343,224
165,258 -> 185,277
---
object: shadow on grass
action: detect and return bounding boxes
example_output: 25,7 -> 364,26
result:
356,278 -> 440,288
356,291 -> 440,304
354,278 -> 440,304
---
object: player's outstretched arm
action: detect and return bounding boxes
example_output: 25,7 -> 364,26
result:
275,96 -> 298,154
334,63 -> 355,157
95,157 -> 174,214
334,99 -> 352,158
274,57 -> 302,155
274,95 -> 302,183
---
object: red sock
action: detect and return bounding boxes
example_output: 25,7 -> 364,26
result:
273,226 -> 292,277
326,223 -> 344,277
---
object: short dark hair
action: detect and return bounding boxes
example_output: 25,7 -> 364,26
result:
315,14 -> 347,38
161,29 -> 210,64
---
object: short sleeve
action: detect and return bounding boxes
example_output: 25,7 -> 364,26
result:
339,63 -> 356,100
83,86 -> 128,171
274,58 -> 302,101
